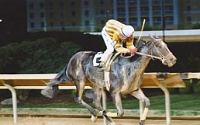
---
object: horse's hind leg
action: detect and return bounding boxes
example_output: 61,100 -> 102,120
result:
74,80 -> 97,119
130,88 -> 150,125
111,92 -> 124,117
93,87 -> 115,124
41,81 -> 59,98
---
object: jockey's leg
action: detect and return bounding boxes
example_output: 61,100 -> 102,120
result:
92,87 -> 115,123
111,92 -> 124,117
130,89 -> 150,125
99,28 -> 115,69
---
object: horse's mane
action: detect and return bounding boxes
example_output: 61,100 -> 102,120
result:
135,39 -> 152,52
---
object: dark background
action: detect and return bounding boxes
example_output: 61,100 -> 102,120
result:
0,0 -> 199,74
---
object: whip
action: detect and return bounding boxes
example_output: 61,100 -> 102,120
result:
138,19 -> 146,41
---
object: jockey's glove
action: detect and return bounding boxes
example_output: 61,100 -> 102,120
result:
129,48 -> 138,55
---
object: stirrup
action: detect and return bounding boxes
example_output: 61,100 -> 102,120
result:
98,66 -> 106,71
98,62 -> 106,71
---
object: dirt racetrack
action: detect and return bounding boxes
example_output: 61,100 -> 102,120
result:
1,116 -> 200,125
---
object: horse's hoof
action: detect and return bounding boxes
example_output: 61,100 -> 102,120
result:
138,120 -> 145,125
110,122 -> 116,125
99,111 -> 103,115
91,115 -> 97,122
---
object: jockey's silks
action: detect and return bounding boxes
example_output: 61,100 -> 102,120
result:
104,19 -> 136,53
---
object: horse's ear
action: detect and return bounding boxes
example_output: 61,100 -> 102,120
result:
155,35 -> 159,39
149,34 -> 156,41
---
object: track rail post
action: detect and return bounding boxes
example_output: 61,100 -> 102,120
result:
152,79 -> 171,125
160,85 -> 171,125
3,84 -> 18,124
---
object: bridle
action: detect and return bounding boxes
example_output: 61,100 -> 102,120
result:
135,38 -> 172,62
120,37 -> 172,63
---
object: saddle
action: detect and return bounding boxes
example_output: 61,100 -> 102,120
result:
93,52 -> 120,91
93,52 -> 120,70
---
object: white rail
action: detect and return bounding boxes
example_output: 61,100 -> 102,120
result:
0,73 -> 198,125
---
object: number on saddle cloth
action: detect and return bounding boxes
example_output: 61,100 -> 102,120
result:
92,51 -> 116,67
93,52 -> 103,66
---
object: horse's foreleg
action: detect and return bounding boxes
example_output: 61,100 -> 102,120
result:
112,92 -> 124,117
130,89 -> 150,125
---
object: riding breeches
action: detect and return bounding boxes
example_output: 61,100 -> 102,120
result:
100,27 -> 116,63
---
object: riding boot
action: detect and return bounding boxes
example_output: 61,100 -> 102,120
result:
98,61 -> 106,71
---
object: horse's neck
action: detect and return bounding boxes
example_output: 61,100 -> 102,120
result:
124,44 -> 152,84
128,56 -> 150,82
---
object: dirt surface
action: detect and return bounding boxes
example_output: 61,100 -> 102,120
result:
1,116 -> 200,125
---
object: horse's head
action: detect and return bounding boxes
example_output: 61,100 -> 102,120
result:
149,35 -> 177,67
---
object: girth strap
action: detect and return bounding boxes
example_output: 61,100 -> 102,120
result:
103,52 -> 120,91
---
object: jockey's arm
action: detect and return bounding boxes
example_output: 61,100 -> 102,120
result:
126,35 -> 136,50
114,42 -> 130,54
112,33 -> 130,54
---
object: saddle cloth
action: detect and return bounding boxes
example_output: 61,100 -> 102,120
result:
93,51 -> 118,67
93,52 -> 103,66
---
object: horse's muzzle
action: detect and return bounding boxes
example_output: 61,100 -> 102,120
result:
162,53 -> 177,67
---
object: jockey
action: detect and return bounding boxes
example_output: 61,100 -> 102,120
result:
99,19 -> 138,70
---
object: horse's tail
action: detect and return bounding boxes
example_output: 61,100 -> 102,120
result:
41,64 -> 69,98
47,64 -> 69,86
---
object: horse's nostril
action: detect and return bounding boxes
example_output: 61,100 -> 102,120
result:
170,58 -> 176,61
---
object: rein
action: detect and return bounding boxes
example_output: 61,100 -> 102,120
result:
135,51 -> 162,60
121,41 -> 169,61
120,52 -> 162,60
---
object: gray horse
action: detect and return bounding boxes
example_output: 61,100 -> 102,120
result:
41,35 -> 176,125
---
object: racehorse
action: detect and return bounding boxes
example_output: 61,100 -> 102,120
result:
41,35 -> 176,125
